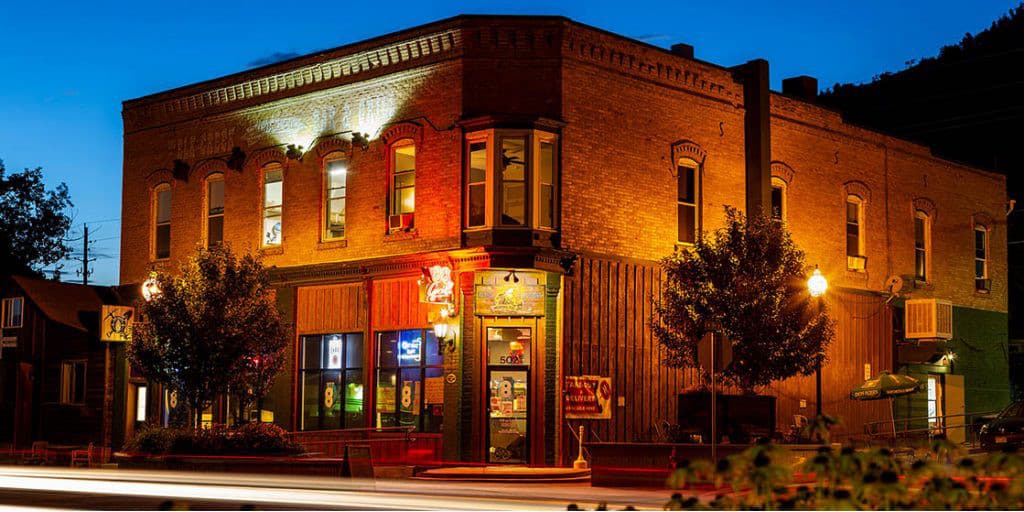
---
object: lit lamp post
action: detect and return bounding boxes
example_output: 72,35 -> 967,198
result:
807,266 -> 828,418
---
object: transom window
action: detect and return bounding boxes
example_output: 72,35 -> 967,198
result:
300,333 -> 364,430
677,159 -> 699,244
262,164 -> 283,247
2,297 -> 23,328
153,184 -> 171,259
375,329 -> 443,433
206,173 -> 224,247
914,210 -> 930,281
463,130 -> 559,230
324,157 -> 348,240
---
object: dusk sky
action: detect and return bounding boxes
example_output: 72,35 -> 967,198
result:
0,0 -> 1015,285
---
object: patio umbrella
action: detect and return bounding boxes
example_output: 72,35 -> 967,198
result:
850,371 -> 921,439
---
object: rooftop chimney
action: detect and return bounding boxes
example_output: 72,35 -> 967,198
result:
782,75 -> 818,100
670,43 -> 694,59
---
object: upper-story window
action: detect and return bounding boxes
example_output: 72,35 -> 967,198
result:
846,195 -> 866,270
975,225 -> 989,291
2,297 -> 23,328
262,164 -> 283,247
914,210 -> 930,281
390,140 -> 416,217
324,156 -> 348,240
205,173 -> 224,247
463,129 -> 559,231
153,183 -> 172,259
770,177 -> 786,222
677,159 -> 699,244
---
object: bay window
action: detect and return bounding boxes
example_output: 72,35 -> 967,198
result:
463,129 -> 559,231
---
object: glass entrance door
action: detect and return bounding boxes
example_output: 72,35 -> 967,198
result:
486,327 -> 531,464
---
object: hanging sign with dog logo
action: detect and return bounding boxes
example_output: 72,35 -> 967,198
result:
100,305 -> 134,342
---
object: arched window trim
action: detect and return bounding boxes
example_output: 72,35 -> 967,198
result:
322,152 -> 349,241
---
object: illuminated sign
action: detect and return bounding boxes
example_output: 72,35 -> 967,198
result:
475,283 -> 545,316
419,265 -> 454,304
327,336 -> 342,369
399,337 -> 422,364
101,305 -> 135,342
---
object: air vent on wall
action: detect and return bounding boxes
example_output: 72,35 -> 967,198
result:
904,299 -> 953,340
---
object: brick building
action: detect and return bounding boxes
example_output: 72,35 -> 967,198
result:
119,15 -> 1010,464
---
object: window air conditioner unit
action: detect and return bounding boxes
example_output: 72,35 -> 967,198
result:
975,278 -> 991,292
388,213 -> 414,232
904,299 -> 953,340
847,255 -> 868,271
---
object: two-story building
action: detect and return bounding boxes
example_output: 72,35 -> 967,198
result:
119,15 -> 1010,465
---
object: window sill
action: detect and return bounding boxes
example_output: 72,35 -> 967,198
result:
913,279 -> 933,291
384,229 -> 420,242
317,239 -> 348,251
974,289 -> 992,296
260,246 -> 284,256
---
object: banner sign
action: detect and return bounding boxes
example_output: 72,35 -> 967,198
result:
564,375 -> 613,419
100,305 -> 134,342
475,283 -> 545,316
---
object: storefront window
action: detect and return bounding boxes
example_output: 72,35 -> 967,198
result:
375,329 -> 443,433
300,333 -> 364,430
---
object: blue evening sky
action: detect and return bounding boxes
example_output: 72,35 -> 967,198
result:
0,0 -> 1015,285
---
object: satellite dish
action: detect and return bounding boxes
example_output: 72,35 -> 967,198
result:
885,275 -> 905,296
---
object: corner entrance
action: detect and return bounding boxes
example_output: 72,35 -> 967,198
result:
486,326 -> 531,464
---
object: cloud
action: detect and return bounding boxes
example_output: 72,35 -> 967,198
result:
248,51 -> 301,68
635,33 -> 671,43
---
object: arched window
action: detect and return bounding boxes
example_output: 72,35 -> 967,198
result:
846,194 -> 866,270
153,183 -> 172,259
677,157 -> 700,244
770,176 -> 787,222
914,210 -> 930,281
389,139 -> 416,230
323,154 -> 348,240
262,163 -> 284,247
205,173 -> 224,247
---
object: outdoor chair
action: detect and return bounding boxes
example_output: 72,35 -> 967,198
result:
70,443 -> 95,468
21,441 -> 49,465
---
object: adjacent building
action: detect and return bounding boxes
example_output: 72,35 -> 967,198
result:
118,15 -> 1010,464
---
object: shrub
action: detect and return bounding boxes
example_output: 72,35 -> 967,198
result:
124,423 -> 303,456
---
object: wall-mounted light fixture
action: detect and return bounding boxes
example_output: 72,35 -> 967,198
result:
503,269 -> 520,283
352,132 -> 370,151
226,146 -> 246,172
433,303 -> 457,354
172,159 -> 190,182
141,272 -> 162,302
285,144 -> 305,161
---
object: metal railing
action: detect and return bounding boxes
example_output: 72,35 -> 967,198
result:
862,410 -> 1001,446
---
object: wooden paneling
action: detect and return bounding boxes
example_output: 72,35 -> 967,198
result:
296,283 -> 366,334
562,255 -> 698,454
372,278 -> 432,331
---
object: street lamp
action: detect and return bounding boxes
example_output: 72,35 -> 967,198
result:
807,266 -> 827,417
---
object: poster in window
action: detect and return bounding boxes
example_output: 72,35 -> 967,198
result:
100,305 -> 134,342
564,375 -> 613,419
424,377 -> 444,405
399,381 -> 420,415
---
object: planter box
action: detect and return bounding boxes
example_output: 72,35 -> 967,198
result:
678,392 -> 776,443
114,453 -> 346,477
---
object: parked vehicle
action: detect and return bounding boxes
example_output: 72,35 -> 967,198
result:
979,400 -> 1024,450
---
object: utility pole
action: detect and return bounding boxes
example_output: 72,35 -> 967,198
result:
73,224 -> 96,285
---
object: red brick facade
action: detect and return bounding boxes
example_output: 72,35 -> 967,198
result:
120,16 -> 1008,463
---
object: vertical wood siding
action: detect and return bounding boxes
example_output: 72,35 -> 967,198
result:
295,283 -> 366,334
372,278 -> 432,331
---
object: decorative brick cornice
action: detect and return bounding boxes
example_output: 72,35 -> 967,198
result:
912,197 -> 937,219
123,28 -> 462,132
771,161 -> 795,184
312,136 -> 353,159
381,121 -> 424,145
843,180 -> 872,205
671,139 -> 707,166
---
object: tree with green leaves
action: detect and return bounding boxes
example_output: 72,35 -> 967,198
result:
129,245 -> 290,428
653,207 -> 834,392
0,160 -> 73,279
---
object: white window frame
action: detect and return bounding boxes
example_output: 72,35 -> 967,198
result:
846,195 -> 866,269
770,177 -> 787,223
389,139 -> 416,217
2,297 -> 24,328
914,210 -> 931,282
152,183 -> 172,260
975,224 -> 989,290
323,154 -> 348,241
676,157 -> 700,245
204,173 -> 225,248
261,163 -> 284,248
